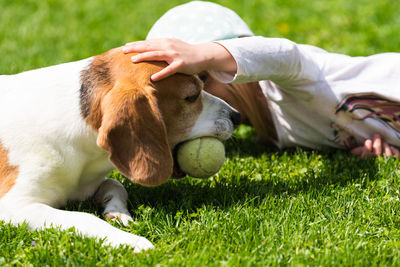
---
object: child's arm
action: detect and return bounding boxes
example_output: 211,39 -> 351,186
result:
212,36 -> 322,85
123,37 -> 321,85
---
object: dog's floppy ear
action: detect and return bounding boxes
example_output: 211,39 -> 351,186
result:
96,80 -> 173,186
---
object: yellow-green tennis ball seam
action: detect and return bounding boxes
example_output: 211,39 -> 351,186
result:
177,137 -> 225,178
194,138 -> 223,176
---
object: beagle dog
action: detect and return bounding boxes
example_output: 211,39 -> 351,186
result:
0,48 -> 240,252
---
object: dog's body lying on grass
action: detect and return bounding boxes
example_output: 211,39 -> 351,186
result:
0,48 -> 239,252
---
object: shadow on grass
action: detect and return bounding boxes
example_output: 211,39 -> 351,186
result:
68,126 -> 387,219
117,149 -> 382,215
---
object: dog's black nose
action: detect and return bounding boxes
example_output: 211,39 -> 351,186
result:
230,111 -> 241,127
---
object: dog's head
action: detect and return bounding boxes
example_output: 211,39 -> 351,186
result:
80,48 -> 240,186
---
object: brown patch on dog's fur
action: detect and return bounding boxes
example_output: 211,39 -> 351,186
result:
80,59 -> 113,123
0,143 -> 18,198
80,57 -> 114,130
80,49 -> 173,131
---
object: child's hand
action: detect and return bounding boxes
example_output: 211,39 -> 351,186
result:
350,134 -> 400,158
122,38 -> 236,81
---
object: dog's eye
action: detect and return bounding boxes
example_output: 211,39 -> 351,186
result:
185,93 -> 200,103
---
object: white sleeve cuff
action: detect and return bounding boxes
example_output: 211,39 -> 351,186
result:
213,37 -> 269,84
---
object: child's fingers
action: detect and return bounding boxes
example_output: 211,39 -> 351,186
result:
383,141 -> 392,157
122,42 -> 149,53
364,139 -> 373,152
131,51 -> 170,63
361,149 -> 369,158
390,146 -> 400,158
151,64 -> 178,81
361,139 -> 374,158
123,40 -> 163,53
350,137 -> 400,159
349,140 -> 371,158
372,134 -> 382,156
122,44 -> 136,53
123,39 -> 177,54
350,146 -> 364,156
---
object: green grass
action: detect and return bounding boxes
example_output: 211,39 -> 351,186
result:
1,0 -> 400,266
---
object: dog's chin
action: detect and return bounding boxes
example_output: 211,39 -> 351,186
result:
171,143 -> 186,179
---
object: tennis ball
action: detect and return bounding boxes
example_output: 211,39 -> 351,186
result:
177,137 -> 225,178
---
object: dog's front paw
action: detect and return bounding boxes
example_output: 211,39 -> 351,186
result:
105,211 -> 133,227
107,234 -> 155,253
132,236 -> 155,253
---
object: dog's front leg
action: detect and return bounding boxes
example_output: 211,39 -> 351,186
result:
94,178 -> 133,226
7,203 -> 154,252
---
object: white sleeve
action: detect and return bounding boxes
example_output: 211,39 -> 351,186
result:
213,36 -> 323,86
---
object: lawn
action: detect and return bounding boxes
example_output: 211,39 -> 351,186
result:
1,0 -> 400,266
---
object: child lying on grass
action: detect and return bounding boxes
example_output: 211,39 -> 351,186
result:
123,1 -> 400,158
